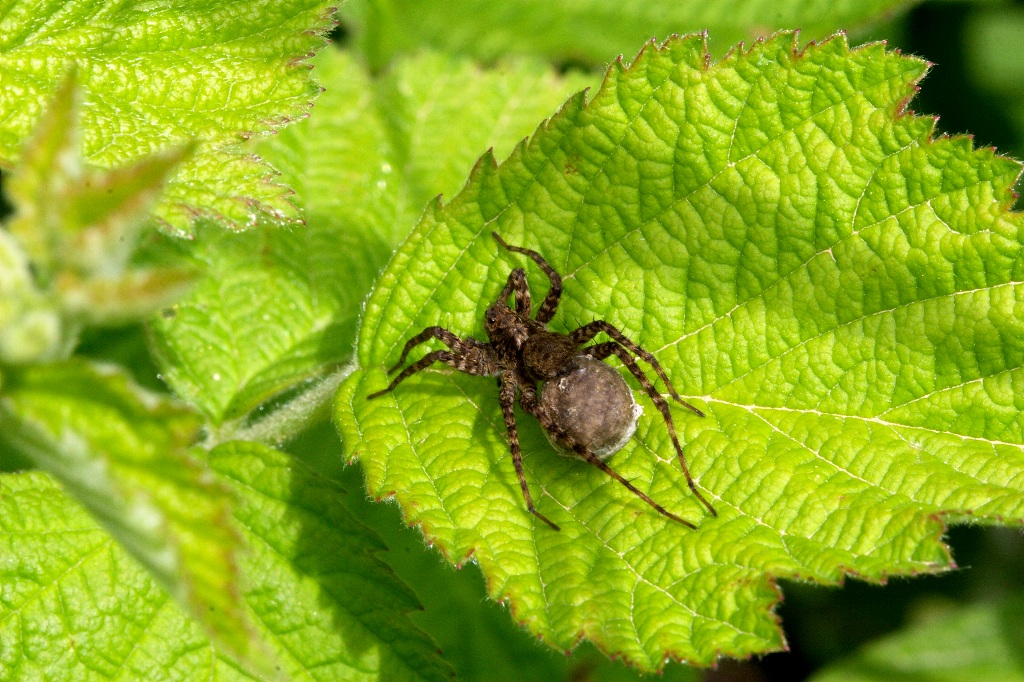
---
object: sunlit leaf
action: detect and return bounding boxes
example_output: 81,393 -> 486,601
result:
0,442 -> 454,681
0,0 -> 334,233
1,72 -> 195,362
336,33 -> 1024,668
0,361 -> 262,669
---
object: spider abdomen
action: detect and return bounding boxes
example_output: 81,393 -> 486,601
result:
538,355 -> 641,461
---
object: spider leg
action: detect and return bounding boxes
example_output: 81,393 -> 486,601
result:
495,267 -> 532,316
582,340 -> 704,417
499,372 -> 560,531
571,320 -> 703,416
518,385 -> 697,529
367,345 -> 497,400
573,444 -> 697,529
387,326 -> 483,373
583,342 -> 717,518
492,232 -> 562,324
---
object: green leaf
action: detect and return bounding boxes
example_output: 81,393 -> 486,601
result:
0,228 -> 63,364
316,434 -> 703,682
335,33 -> 1024,669
341,0 -> 916,67
0,0 -> 334,233
0,443 -> 454,681
207,441 -> 454,681
810,595 -> 1024,682
0,360 -> 264,671
967,8 -> 1024,95
149,48 -> 594,426
967,7 -> 1024,158
1,71 -> 195,363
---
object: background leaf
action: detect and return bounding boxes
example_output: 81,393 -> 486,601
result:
340,0 -> 917,68
0,73 -> 194,364
0,360 -> 266,669
336,33 -> 1024,669
0,0 -> 334,233
967,6 -> 1024,159
810,594 -> 1024,682
149,47 -> 595,426
8,72 -> 195,323
0,228 -> 62,364
0,442 -> 453,681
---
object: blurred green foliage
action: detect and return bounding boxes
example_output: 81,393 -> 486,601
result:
2,1 -> 1023,680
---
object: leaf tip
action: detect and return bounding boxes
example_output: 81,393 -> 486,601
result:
464,147 -> 500,192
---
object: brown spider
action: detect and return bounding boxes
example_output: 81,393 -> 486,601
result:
368,233 -> 717,531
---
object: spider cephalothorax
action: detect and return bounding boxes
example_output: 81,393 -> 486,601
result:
368,233 -> 717,531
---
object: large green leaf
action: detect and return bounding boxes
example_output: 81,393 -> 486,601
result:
341,0 -> 916,67
335,33 -> 1024,669
0,0 -> 333,233
0,443 -> 453,681
149,47 -> 594,426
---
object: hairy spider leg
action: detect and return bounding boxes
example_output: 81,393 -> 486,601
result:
495,267 -> 532,316
518,383 -> 697,529
386,325 -> 480,373
571,321 -> 704,417
584,341 -> 717,518
500,372 -> 561,531
367,345 -> 497,400
492,232 -> 562,324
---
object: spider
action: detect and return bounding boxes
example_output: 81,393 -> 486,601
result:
368,233 -> 717,531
